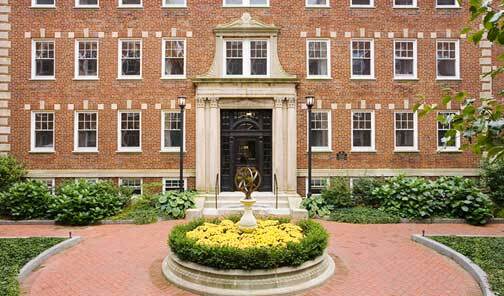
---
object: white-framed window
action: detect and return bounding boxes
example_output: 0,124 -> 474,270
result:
351,0 -> 373,7
436,40 -> 460,80
32,0 -> 56,8
120,178 -> 143,195
75,0 -> 99,8
351,111 -> 375,152
306,0 -> 329,7
394,40 -> 417,79
306,39 -> 331,79
118,111 -> 141,152
162,39 -> 186,79
118,39 -> 142,79
31,40 -> 55,80
75,40 -> 99,79
224,39 -> 269,77
437,111 -> 461,151
308,111 -> 332,152
163,178 -> 187,192
163,0 -> 186,7
351,39 -> 374,79
436,0 -> 459,8
393,0 -> 416,8
306,177 -> 329,196
118,0 -> 142,8
161,111 -> 185,152
394,112 -> 418,151
74,111 -> 98,152
32,178 -> 56,194
31,112 -> 55,153
76,178 -> 99,184
223,0 -> 269,7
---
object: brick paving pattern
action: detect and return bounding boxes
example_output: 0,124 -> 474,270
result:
0,221 -> 502,296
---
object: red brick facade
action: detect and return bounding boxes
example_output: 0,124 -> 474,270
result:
8,0 -> 492,196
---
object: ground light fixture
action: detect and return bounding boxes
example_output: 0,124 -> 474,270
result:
306,95 -> 314,198
178,96 -> 186,192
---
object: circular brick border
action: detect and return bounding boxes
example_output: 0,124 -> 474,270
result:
411,234 -> 496,296
17,236 -> 82,282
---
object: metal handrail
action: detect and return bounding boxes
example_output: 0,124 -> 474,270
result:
215,173 -> 219,209
274,173 -> 279,209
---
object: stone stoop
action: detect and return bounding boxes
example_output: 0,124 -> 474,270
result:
186,192 -> 308,219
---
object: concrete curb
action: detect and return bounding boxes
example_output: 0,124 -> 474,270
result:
18,236 -> 82,282
411,234 -> 495,296
0,219 -> 55,225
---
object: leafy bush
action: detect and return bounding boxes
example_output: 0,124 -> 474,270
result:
321,177 -> 355,209
372,176 -> 444,219
329,207 -> 401,224
481,159 -> 504,209
0,156 -> 26,192
157,190 -> 196,219
51,180 -> 129,225
435,177 -> 494,225
496,208 -> 504,218
0,180 -> 53,220
111,193 -> 159,224
301,195 -> 332,218
352,177 -> 386,207
169,219 -> 328,270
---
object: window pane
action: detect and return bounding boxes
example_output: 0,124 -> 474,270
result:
352,41 -> 372,76
121,113 -> 140,148
250,0 -> 267,4
396,130 -> 413,147
36,0 -> 55,4
250,41 -> 267,75
122,131 -> 140,147
35,42 -> 54,77
122,0 -> 141,4
165,40 -> 185,76
437,0 -> 456,5
78,41 -> 98,77
395,60 -> 413,75
308,41 -> 328,76
352,0 -> 371,5
79,0 -> 98,5
226,41 -> 243,75
395,0 -> 413,4
438,60 -> 455,76
121,41 -> 141,76
312,130 -> 328,147
307,0 -> 327,4
165,0 -> 185,5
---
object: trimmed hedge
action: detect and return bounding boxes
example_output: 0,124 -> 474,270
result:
168,218 -> 328,270
329,207 -> 401,224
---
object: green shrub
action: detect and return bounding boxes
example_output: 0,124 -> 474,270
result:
111,193 -> 160,224
329,207 -> 401,224
435,177 -> 494,225
321,177 -> 355,209
352,177 -> 385,207
372,176 -> 444,219
496,208 -> 504,218
301,195 -> 332,218
0,156 -> 26,192
51,180 -> 129,225
157,190 -> 196,219
481,159 -> 504,209
0,180 -> 52,220
169,219 -> 328,270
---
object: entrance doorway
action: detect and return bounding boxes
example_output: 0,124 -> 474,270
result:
220,110 -> 272,192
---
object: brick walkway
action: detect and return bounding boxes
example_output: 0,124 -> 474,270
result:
0,221 -> 502,296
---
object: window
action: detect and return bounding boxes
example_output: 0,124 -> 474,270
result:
437,112 -> 461,151
307,40 -> 330,78
351,40 -> 374,79
32,40 -> 55,80
306,0 -> 329,7
163,178 -> 186,192
33,178 -> 55,194
352,111 -> 375,151
394,0 -> 415,7
436,0 -> 459,8
306,178 -> 329,196
394,40 -> 417,79
118,112 -> 141,152
74,112 -> 98,152
118,40 -> 142,79
224,40 -> 269,76
223,0 -> 268,7
162,39 -> 186,79
75,40 -> 99,79
162,111 -> 185,152
31,112 -> 55,152
436,40 -> 460,79
120,178 -> 142,195
394,112 -> 418,151
119,0 -> 142,7
309,111 -> 331,151
77,178 -> 99,184
351,0 -> 373,7
32,0 -> 56,7
163,0 -> 186,7
76,0 -> 98,7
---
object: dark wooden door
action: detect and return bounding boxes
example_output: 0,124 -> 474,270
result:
221,110 -> 272,192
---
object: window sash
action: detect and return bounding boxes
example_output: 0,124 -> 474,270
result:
394,112 -> 417,150
163,40 -> 186,78
75,112 -> 98,151
33,0 -> 56,7
351,0 -> 373,7
308,111 -> 331,151
76,0 -> 99,7
436,41 -> 459,79
394,0 -> 415,7
32,112 -> 55,151
223,0 -> 269,7
163,178 -> 186,192
33,41 -> 55,79
306,0 -> 329,7
351,112 -> 375,150
436,0 -> 459,7
394,40 -> 416,78
224,40 -> 269,77
118,112 -> 141,150
120,178 -> 142,195
162,111 -> 185,151
75,40 -> 99,78
351,40 -> 374,78
307,178 -> 329,195
119,0 -> 142,7
437,112 -> 460,150
119,40 -> 142,78
163,0 -> 186,7
307,40 -> 330,78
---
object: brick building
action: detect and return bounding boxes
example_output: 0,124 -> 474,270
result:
0,0 -> 496,202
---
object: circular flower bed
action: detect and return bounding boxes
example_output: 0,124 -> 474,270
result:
168,218 -> 328,270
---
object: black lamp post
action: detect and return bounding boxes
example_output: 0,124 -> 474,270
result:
306,96 -> 314,198
178,96 -> 186,192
